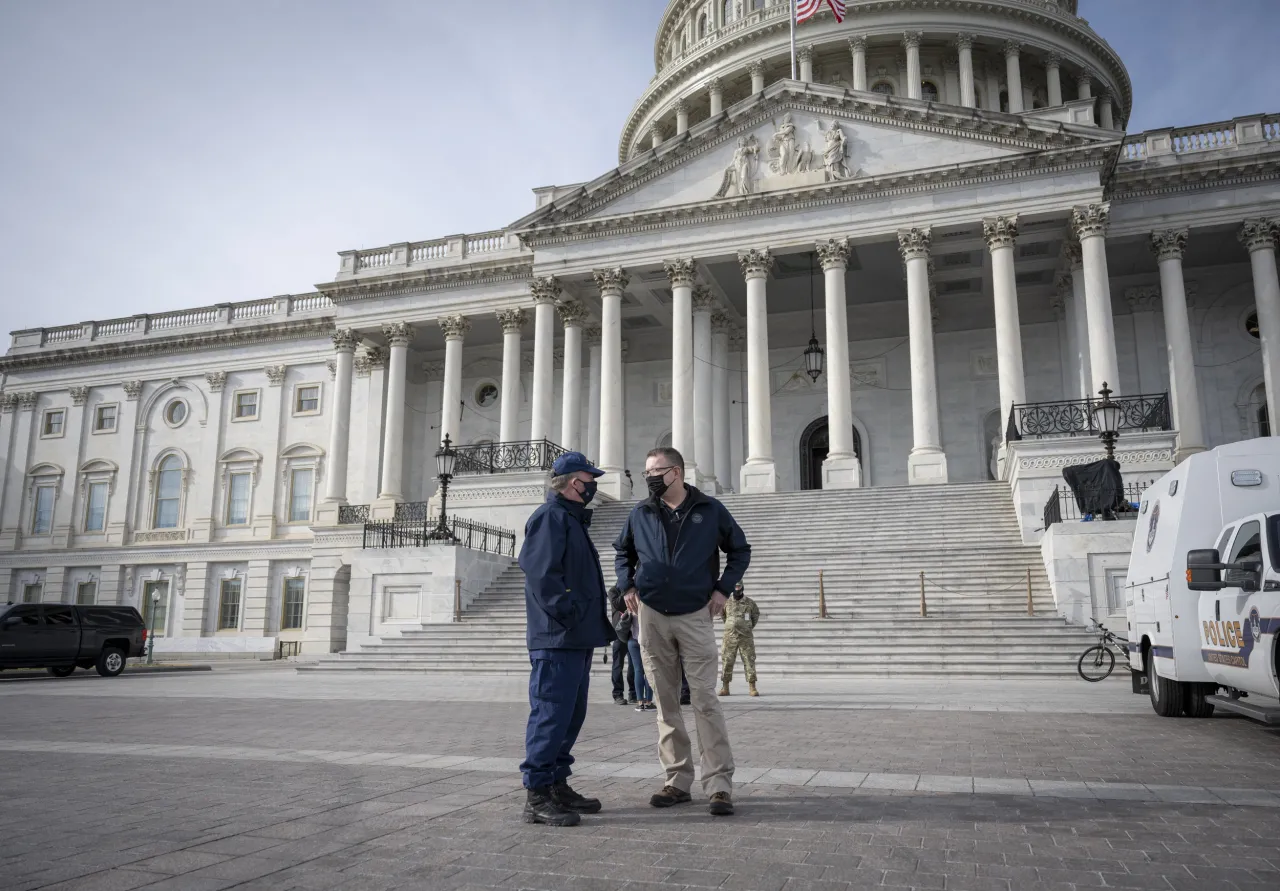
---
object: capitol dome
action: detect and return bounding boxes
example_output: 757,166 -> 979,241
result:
622,0 -> 1131,161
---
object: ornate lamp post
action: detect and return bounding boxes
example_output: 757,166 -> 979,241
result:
1091,382 -> 1123,461
428,434 -> 459,542
145,589 -> 160,664
803,252 -> 825,382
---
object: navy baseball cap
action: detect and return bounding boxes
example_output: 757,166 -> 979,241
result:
552,451 -> 604,478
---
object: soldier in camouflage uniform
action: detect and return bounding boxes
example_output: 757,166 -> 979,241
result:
718,581 -> 760,697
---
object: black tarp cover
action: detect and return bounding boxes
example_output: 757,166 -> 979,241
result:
1062,459 -> 1124,516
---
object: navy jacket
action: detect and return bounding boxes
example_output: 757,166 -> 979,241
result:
519,494 -> 613,651
613,485 -> 751,616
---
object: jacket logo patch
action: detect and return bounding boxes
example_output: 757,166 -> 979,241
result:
691,514 -> 703,524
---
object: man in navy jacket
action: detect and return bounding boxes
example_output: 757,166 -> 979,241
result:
518,451 -> 613,827
614,446 -> 750,816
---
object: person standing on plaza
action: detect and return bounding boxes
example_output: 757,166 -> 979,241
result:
614,446 -> 751,817
608,586 -> 637,705
518,452 -> 613,827
719,581 -> 760,697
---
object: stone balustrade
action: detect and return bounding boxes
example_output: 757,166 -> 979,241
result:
9,293 -> 334,351
1120,114 -> 1278,162
336,229 -> 528,279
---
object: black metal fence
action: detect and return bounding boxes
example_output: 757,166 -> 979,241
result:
337,504 -> 370,525
1007,393 -> 1171,441
361,515 -> 516,557
1043,481 -> 1150,528
393,501 -> 431,521
452,439 -> 572,475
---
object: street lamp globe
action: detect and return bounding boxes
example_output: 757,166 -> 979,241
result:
1091,382 -> 1123,462
435,435 -> 457,479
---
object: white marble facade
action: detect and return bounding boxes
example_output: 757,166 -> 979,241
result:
1,0 -> 1278,653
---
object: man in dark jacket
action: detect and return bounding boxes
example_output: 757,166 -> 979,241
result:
614,446 -> 750,817
518,451 -> 613,827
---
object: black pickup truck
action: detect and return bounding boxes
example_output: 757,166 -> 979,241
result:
0,603 -> 147,677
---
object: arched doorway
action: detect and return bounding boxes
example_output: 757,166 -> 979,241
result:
799,416 -> 861,490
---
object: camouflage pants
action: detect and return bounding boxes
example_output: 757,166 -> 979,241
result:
721,631 -> 756,684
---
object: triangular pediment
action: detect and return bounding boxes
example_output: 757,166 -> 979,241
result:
512,82 -> 1117,239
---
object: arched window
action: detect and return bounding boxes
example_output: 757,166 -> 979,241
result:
723,0 -> 734,23
921,81 -> 939,102
871,81 -> 894,96
681,33 -> 688,53
751,0 -> 764,10
154,456 -> 182,528
698,13 -> 707,39
999,90 -> 1009,113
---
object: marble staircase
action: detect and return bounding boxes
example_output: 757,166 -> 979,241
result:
307,482 -> 1098,677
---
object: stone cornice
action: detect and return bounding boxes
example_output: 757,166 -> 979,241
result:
1109,152 -> 1280,202
316,260 -> 533,304
0,317 -> 335,374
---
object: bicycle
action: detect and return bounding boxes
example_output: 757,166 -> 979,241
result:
1076,623 -> 1131,682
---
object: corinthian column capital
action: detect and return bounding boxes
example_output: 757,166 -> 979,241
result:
438,314 -> 470,340
663,258 -> 697,287
332,328 -> 359,352
692,284 -> 717,314
496,307 -> 527,333
556,300 -> 588,327
382,322 -> 415,346
1239,218 -> 1279,253
897,227 -> 933,261
902,31 -> 922,50
530,275 -> 562,304
737,248 -> 773,279
816,237 -> 851,270
1150,229 -> 1189,262
1002,40 -> 1022,59
954,33 -> 974,51
1070,203 -> 1110,240
982,215 -> 1020,250
592,266 -> 630,295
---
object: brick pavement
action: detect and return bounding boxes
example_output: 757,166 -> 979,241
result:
2,670 -> 1279,891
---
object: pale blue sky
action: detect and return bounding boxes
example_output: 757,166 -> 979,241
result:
1,0 -> 1276,335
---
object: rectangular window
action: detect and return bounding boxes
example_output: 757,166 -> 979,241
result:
32,485 -> 55,534
217,579 -> 242,630
84,481 -> 108,532
226,473 -> 251,525
142,581 -> 168,635
44,606 -> 75,626
42,410 -> 65,437
94,404 -> 117,432
288,468 -> 313,523
76,582 -> 97,605
281,578 -> 305,630
294,385 -> 320,414
234,391 -> 259,420
22,584 -> 43,604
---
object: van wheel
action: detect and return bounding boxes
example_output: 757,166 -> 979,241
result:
1183,683 -> 1216,718
96,647 -> 126,678
47,666 -> 76,678
1148,654 -> 1184,717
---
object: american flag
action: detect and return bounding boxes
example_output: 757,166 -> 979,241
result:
796,0 -> 845,23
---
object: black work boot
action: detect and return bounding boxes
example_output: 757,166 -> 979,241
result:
523,786 -> 581,826
551,780 -> 602,814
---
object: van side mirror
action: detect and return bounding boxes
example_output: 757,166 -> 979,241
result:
1226,560 -> 1264,593
1187,549 -> 1225,591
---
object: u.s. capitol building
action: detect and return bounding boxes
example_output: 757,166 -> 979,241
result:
2,0 -> 1276,666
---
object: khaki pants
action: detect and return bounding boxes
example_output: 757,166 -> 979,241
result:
637,601 -> 735,796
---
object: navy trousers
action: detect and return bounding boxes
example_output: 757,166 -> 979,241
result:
520,648 -> 593,789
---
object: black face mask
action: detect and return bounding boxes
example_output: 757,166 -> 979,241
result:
576,480 -> 598,506
645,471 -> 670,499
733,591 -> 744,600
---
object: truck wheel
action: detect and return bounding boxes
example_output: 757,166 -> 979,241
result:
1148,654 -> 1183,717
96,647 -> 126,678
1183,683 -> 1216,718
46,666 -> 76,678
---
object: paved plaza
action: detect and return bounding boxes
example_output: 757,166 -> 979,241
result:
3,668 -> 1280,891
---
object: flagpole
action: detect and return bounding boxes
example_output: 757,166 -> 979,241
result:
790,0 -> 797,80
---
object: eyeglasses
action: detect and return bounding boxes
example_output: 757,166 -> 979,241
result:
642,465 -> 677,479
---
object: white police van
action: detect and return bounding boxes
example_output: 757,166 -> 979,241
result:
1124,437 -> 1280,722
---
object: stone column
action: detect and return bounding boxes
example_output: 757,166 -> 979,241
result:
798,45 -> 813,83
983,62 -> 1001,112
1240,219 -> 1280,430
1003,41 -> 1024,113
323,329 -> 358,504
585,327 -> 602,461
593,268 -> 629,498
496,308 -> 526,443
1045,51 -> 1063,106
1098,91 -> 1115,130
1072,204 -> 1121,396
898,228 -> 948,484
903,32 -> 922,99
956,34 -> 976,107
529,276 -> 559,443
664,259 -> 698,478
749,60 -> 765,94
1150,229 -> 1206,459
377,322 -> 414,502
692,285 -> 717,490
708,77 -> 723,116
983,215 -> 1027,442
438,315 -> 469,446
1077,69 -> 1093,101
711,313 -> 732,494
1064,239 -> 1093,400
649,124 -> 663,151
738,249 -> 777,493
558,301 -> 587,451
817,238 -> 860,488
675,98 -> 690,135
849,37 -> 867,91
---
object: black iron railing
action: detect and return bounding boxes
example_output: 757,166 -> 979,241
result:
393,501 -> 431,521
1043,482 -> 1150,528
337,504 -> 370,525
361,515 -> 516,557
1006,393 -> 1171,441
452,439 -> 573,475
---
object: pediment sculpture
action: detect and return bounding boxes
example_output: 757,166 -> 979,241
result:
714,135 -> 760,198
714,115 -> 858,199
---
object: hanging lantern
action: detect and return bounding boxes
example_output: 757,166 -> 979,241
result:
804,334 -> 825,382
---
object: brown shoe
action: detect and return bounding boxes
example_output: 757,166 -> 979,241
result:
748,682 -> 758,697
649,785 -> 692,808
718,684 -> 730,696
708,791 -> 734,816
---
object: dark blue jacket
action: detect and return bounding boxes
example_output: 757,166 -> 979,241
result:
613,485 -> 751,616
520,495 -> 613,651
